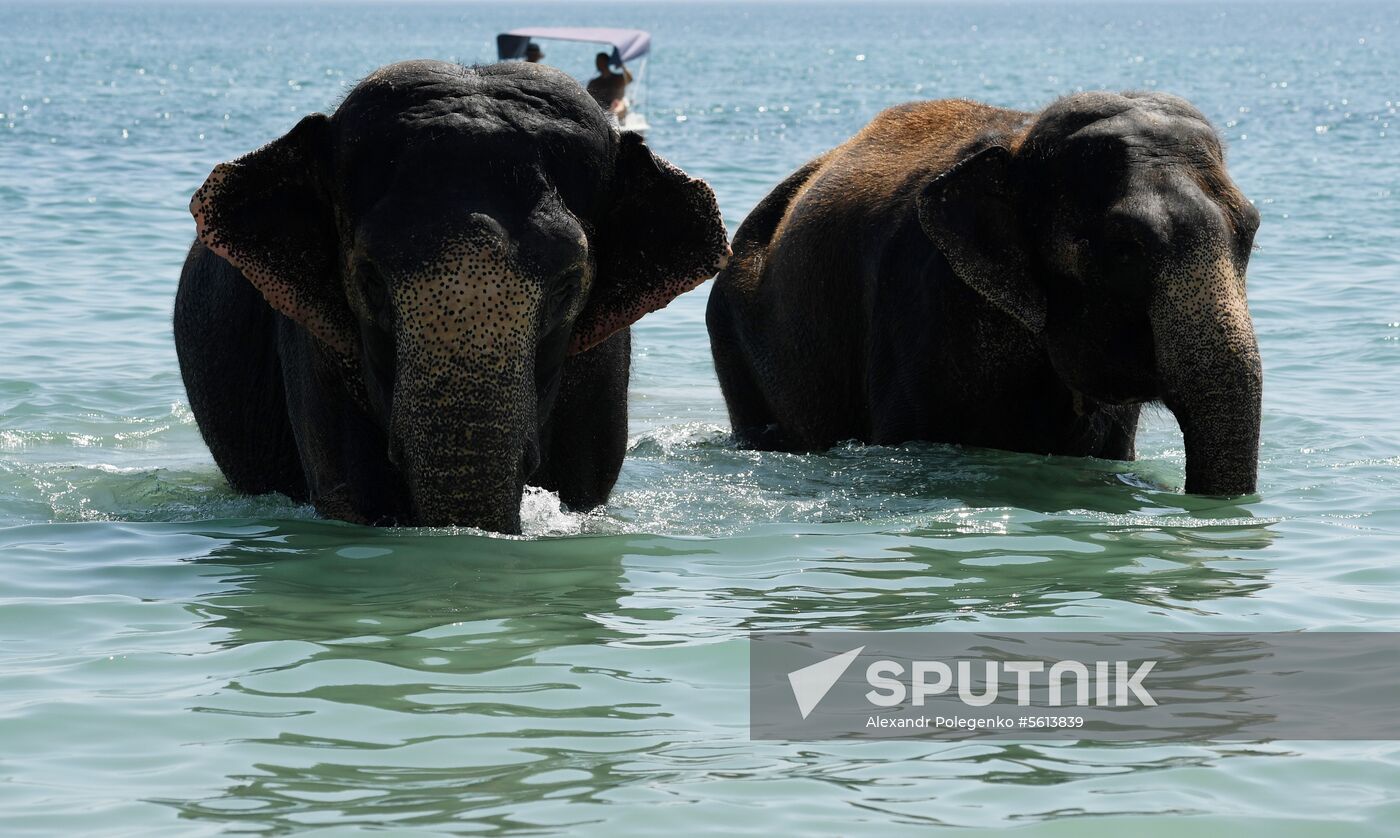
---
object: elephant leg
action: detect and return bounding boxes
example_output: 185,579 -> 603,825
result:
706,156 -> 835,452
174,242 -> 307,500
706,284 -> 790,450
1097,404 -> 1140,461
532,328 -> 631,511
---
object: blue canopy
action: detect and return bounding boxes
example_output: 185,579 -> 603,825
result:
497,27 -> 651,68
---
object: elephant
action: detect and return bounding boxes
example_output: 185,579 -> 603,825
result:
707,91 -> 1262,496
174,60 -> 728,533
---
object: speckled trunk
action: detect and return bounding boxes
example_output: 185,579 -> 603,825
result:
387,253 -> 544,532
1152,255 -> 1262,496
389,348 -> 536,532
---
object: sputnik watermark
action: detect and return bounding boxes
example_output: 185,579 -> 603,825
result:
863,659 -> 1156,707
751,633 -> 1400,740
787,646 -> 864,719
788,651 -> 1156,721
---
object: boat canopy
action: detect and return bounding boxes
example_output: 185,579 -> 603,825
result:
496,27 -> 651,68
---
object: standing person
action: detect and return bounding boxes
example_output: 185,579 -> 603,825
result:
524,42 -> 544,63
586,52 -> 631,118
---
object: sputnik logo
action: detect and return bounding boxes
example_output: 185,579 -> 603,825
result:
787,646 -> 865,719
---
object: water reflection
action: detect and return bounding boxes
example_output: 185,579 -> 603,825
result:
162,506 -> 1276,829
190,523 -> 635,663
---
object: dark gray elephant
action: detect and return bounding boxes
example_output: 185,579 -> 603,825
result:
175,60 -> 728,532
707,92 -> 1262,495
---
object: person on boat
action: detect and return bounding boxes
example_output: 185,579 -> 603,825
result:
524,42 -> 544,63
586,52 -> 631,118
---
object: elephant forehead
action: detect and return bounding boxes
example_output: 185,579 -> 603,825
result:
398,95 -> 603,143
1031,91 -> 1212,142
1051,110 -> 1222,171
338,62 -> 611,158
353,61 -> 604,118
332,119 -> 609,241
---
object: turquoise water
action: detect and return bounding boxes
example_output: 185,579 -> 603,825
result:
2,0 -> 1399,833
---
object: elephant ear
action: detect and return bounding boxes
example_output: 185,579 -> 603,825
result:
568,132 -> 729,354
190,113 -> 355,358
916,144 -> 1046,334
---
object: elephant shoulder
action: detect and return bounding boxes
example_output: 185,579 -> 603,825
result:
796,99 -> 1030,222
717,98 -> 1028,304
719,153 -> 829,298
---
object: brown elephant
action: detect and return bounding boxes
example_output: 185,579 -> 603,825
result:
707,92 -> 1262,495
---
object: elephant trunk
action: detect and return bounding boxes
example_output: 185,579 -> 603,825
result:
1152,255 -> 1262,496
389,355 -> 537,533
386,249 -> 545,532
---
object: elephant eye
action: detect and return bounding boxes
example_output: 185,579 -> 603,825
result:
1097,223 -> 1152,271
354,260 -> 393,324
1067,238 -> 1094,277
551,267 -> 585,310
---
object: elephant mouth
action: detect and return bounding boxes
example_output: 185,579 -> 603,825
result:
1065,377 -> 1160,412
1092,390 -> 1156,409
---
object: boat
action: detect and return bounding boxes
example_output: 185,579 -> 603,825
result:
496,27 -> 651,133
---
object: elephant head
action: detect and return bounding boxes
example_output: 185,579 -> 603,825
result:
918,91 -> 1262,496
189,61 -> 727,531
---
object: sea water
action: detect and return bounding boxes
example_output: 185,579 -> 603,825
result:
2,1 -> 1399,834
